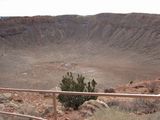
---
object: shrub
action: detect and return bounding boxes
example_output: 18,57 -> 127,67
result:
104,88 -> 115,93
57,72 -> 97,110
146,82 -> 158,94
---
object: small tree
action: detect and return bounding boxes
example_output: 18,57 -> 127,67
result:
58,72 -> 97,110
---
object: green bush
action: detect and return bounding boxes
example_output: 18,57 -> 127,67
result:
58,72 -> 97,110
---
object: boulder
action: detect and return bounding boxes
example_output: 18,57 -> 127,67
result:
18,103 -> 38,116
3,93 -> 12,99
0,94 -> 9,103
0,104 -> 5,110
79,99 -> 109,117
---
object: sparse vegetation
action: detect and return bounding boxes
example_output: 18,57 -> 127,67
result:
88,108 -> 160,120
104,88 -> 115,93
88,108 -> 138,120
129,80 -> 133,85
58,72 -> 97,110
146,82 -> 158,94
132,98 -> 159,114
106,98 -> 160,115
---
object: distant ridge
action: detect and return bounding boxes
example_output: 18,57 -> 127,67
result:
0,13 -> 160,60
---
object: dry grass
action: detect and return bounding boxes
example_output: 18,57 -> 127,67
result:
88,108 -> 160,120
105,98 -> 160,114
88,108 -> 139,120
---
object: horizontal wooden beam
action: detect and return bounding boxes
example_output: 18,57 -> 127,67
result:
0,87 -> 159,98
0,111 -> 47,120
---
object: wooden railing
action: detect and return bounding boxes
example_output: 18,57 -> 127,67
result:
0,111 -> 47,120
0,87 -> 159,120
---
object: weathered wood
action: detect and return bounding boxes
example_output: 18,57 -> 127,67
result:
0,87 -> 160,120
0,111 -> 46,120
0,87 -> 159,98
53,93 -> 57,120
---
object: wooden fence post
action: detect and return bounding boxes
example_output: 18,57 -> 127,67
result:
53,93 -> 57,120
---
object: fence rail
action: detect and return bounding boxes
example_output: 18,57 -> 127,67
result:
0,111 -> 46,120
0,87 -> 159,120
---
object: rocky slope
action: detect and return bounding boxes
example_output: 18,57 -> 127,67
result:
1,13 -> 160,57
